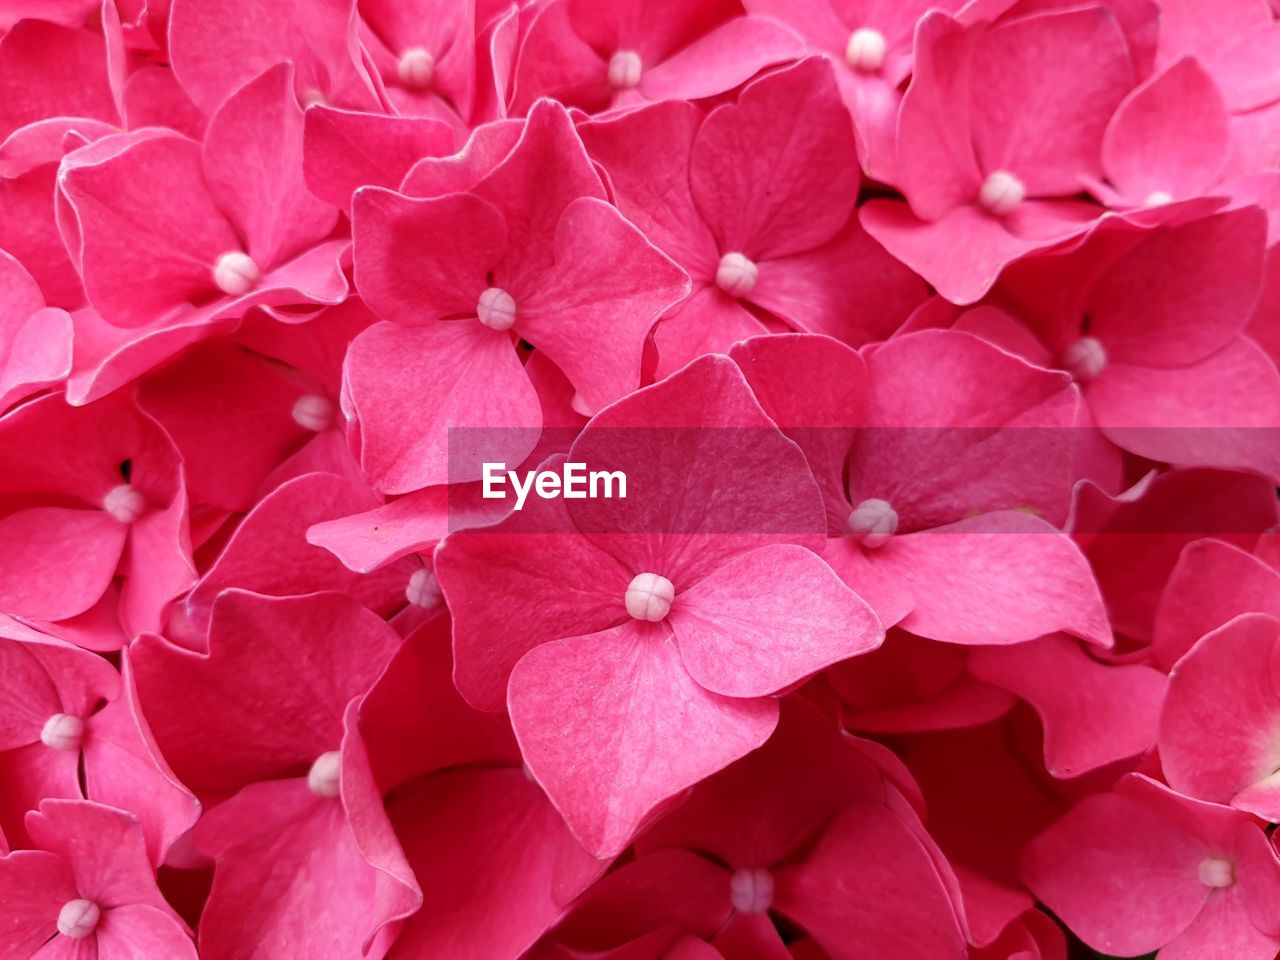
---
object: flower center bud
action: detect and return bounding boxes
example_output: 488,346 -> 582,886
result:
625,572 -> 675,622
1143,190 -> 1173,208
477,287 -> 517,331
405,568 -> 442,609
292,394 -> 334,432
1061,336 -> 1107,382
715,252 -> 759,298
847,498 -> 898,549
397,47 -> 435,90
41,714 -> 85,751
102,484 -> 146,524
1199,857 -> 1235,889
57,899 -> 100,939
978,171 -> 1025,216
729,867 -> 774,913
213,251 -> 262,296
307,751 -> 341,797
845,28 -> 887,72
608,50 -> 643,90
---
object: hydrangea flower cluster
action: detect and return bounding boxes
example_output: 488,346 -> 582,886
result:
0,0 -> 1278,958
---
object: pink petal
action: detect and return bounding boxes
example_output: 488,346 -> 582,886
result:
94,904 -> 197,960
436,490 -> 631,711
352,188 -> 504,324
689,57 -> 856,260
201,63 -> 338,270
136,341 -> 317,512
1101,57 -> 1229,203
0,508 -> 126,621
773,804 -> 968,960
652,286 -> 768,379
750,217 -> 927,346
968,8 -> 1133,197
82,690 -> 199,866
302,105 -> 454,211
1021,776 -> 1270,958
860,198 -> 1097,305
968,634 -> 1164,777
0,20 -> 117,140
1153,539 -> 1280,669
868,512 -> 1112,648
518,196 -> 689,414
473,100 -> 606,292
638,15 -> 805,108
729,332 -> 866,531
58,132 -> 240,328
168,0 -> 377,114
1159,614 -> 1280,815
1087,337 -> 1280,480
359,618 -> 517,793
343,319 -> 541,493
578,99 -> 719,274
672,543 -> 882,697
129,591 -> 401,800
182,473 -> 414,638
26,799 -> 176,912
193,778 -> 414,960
856,330 -> 1080,529
509,621 -> 778,857
0,849 -> 73,954
388,768 -> 599,960
1086,208 -> 1266,367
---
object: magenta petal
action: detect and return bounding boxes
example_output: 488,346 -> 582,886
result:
860,199 -> 1093,305
1087,337 -> 1280,480
94,904 -> 198,960
58,131 -> 242,328
0,508 -> 125,621
672,544 -> 883,697
968,8 -> 1133,196
303,105 -> 453,212
968,634 -> 1165,777
183,472 -> 414,637
509,622 -> 778,857
201,63 -> 338,269
773,804 -> 968,960
1153,539 -> 1280,669
636,16 -> 805,104
1102,57 -> 1229,203
344,319 -> 540,493
352,188 -> 505,324
1159,614 -> 1280,816
129,591 -> 401,800
437,493 -> 631,711
388,768 -> 598,960
872,513 -> 1112,648
518,196 -> 689,414
0,849 -> 72,956
689,57 -> 857,260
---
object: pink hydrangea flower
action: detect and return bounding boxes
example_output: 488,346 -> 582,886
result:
437,356 -> 884,855
0,799 -> 198,960
579,58 -> 924,374
1025,773 -> 1280,959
